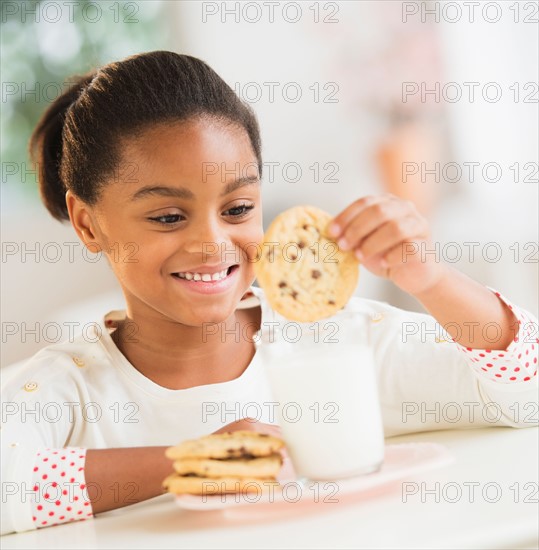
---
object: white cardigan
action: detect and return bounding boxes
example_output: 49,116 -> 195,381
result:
2,286 -> 537,534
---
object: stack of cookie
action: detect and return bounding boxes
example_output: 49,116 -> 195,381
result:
163,431 -> 285,495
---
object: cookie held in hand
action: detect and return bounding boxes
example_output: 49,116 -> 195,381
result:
253,205 -> 360,322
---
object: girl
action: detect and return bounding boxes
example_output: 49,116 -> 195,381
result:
2,51 -> 537,535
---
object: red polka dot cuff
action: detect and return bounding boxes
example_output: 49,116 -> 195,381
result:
30,448 -> 92,528
457,288 -> 538,383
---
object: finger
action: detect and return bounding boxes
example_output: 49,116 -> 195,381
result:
382,239 -> 428,267
241,420 -> 282,438
328,195 -> 391,239
214,418 -> 258,434
254,424 -> 283,438
354,216 -> 426,261
358,253 -> 392,277
340,198 -> 414,251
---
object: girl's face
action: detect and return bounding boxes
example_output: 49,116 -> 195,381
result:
70,118 -> 263,327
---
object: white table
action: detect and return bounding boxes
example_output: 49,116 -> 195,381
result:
2,427 -> 538,550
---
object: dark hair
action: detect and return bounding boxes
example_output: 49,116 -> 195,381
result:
29,51 -> 262,222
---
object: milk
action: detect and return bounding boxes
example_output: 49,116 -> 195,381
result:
257,312 -> 385,480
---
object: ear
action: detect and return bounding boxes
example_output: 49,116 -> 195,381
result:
65,190 -> 103,252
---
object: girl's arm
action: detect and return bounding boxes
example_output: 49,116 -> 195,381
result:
329,194 -> 523,350
86,418 -> 280,514
328,195 -> 537,436
1,401 -> 277,535
412,264 -> 518,349
84,447 -> 172,514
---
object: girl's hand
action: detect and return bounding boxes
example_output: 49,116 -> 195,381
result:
329,194 -> 446,296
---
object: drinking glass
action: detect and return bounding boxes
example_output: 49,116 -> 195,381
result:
255,310 -> 385,480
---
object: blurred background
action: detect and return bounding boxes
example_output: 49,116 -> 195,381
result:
1,0 -> 538,366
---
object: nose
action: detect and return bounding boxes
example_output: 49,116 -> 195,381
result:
182,217 -> 236,264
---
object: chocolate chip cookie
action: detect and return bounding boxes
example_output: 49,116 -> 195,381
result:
253,205 -> 359,322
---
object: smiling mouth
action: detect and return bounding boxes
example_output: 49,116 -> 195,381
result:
171,265 -> 239,282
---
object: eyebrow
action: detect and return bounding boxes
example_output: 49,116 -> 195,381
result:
130,176 -> 259,201
221,175 -> 259,196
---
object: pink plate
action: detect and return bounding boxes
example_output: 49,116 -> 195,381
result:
174,442 -> 454,511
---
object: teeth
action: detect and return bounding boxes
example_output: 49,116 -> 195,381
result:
175,268 -> 230,282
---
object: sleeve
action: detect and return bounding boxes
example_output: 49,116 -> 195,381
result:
29,448 -> 92,529
1,356 -> 93,535
360,296 -> 539,438
454,288 -> 538,383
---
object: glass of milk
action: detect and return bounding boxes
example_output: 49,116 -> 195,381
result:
255,310 -> 384,480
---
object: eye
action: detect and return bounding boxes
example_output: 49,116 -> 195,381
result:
147,213 -> 185,226
223,203 -> 255,218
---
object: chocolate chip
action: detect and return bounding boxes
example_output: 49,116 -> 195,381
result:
311,270 -> 321,279
302,224 -> 309,230
278,281 -> 287,288
297,241 -> 305,249
290,254 -> 297,260
328,300 -> 335,305
291,291 -> 298,300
